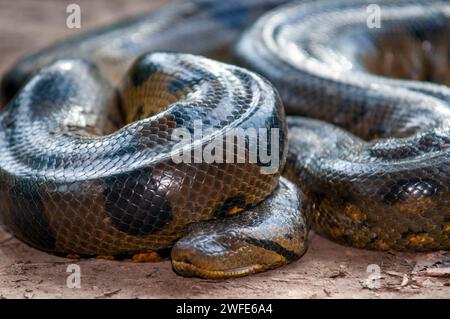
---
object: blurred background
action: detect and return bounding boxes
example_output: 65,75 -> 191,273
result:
0,0 -> 447,299
0,0 -> 170,76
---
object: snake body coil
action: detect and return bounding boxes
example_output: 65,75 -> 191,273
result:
0,0 -> 448,278
237,0 -> 450,251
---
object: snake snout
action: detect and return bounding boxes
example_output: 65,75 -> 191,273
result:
171,228 -> 285,279
171,178 -> 308,279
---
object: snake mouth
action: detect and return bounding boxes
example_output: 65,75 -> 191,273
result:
171,260 -> 267,279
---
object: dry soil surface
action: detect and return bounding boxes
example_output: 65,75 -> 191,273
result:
0,0 -> 449,299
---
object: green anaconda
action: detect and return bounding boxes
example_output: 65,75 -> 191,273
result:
0,0 -> 448,278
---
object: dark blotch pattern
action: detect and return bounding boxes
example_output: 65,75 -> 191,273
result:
9,180 -> 56,251
130,58 -> 159,87
238,0 -> 450,252
383,178 -> 440,205
242,237 -> 300,262
213,196 -> 249,219
104,168 -> 172,236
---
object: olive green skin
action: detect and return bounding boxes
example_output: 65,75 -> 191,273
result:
0,0 -> 305,279
237,0 -> 450,251
0,0 -> 449,279
0,53 -> 302,278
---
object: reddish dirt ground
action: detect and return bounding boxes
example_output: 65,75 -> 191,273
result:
0,0 -> 448,299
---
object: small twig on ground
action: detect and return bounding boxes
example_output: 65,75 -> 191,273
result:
418,268 -> 450,278
96,288 -> 122,298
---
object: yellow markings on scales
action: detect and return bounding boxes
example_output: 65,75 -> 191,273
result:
132,252 -> 163,262
96,255 -> 116,261
408,234 -> 435,246
375,240 -> 390,251
344,203 -> 366,222
229,206 -> 244,215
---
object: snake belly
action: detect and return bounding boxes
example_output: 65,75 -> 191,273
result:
237,0 -> 450,251
0,0 -> 448,280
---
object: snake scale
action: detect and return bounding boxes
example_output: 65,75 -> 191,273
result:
0,0 -> 448,278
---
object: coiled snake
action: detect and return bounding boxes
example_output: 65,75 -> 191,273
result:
0,0 -> 448,278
